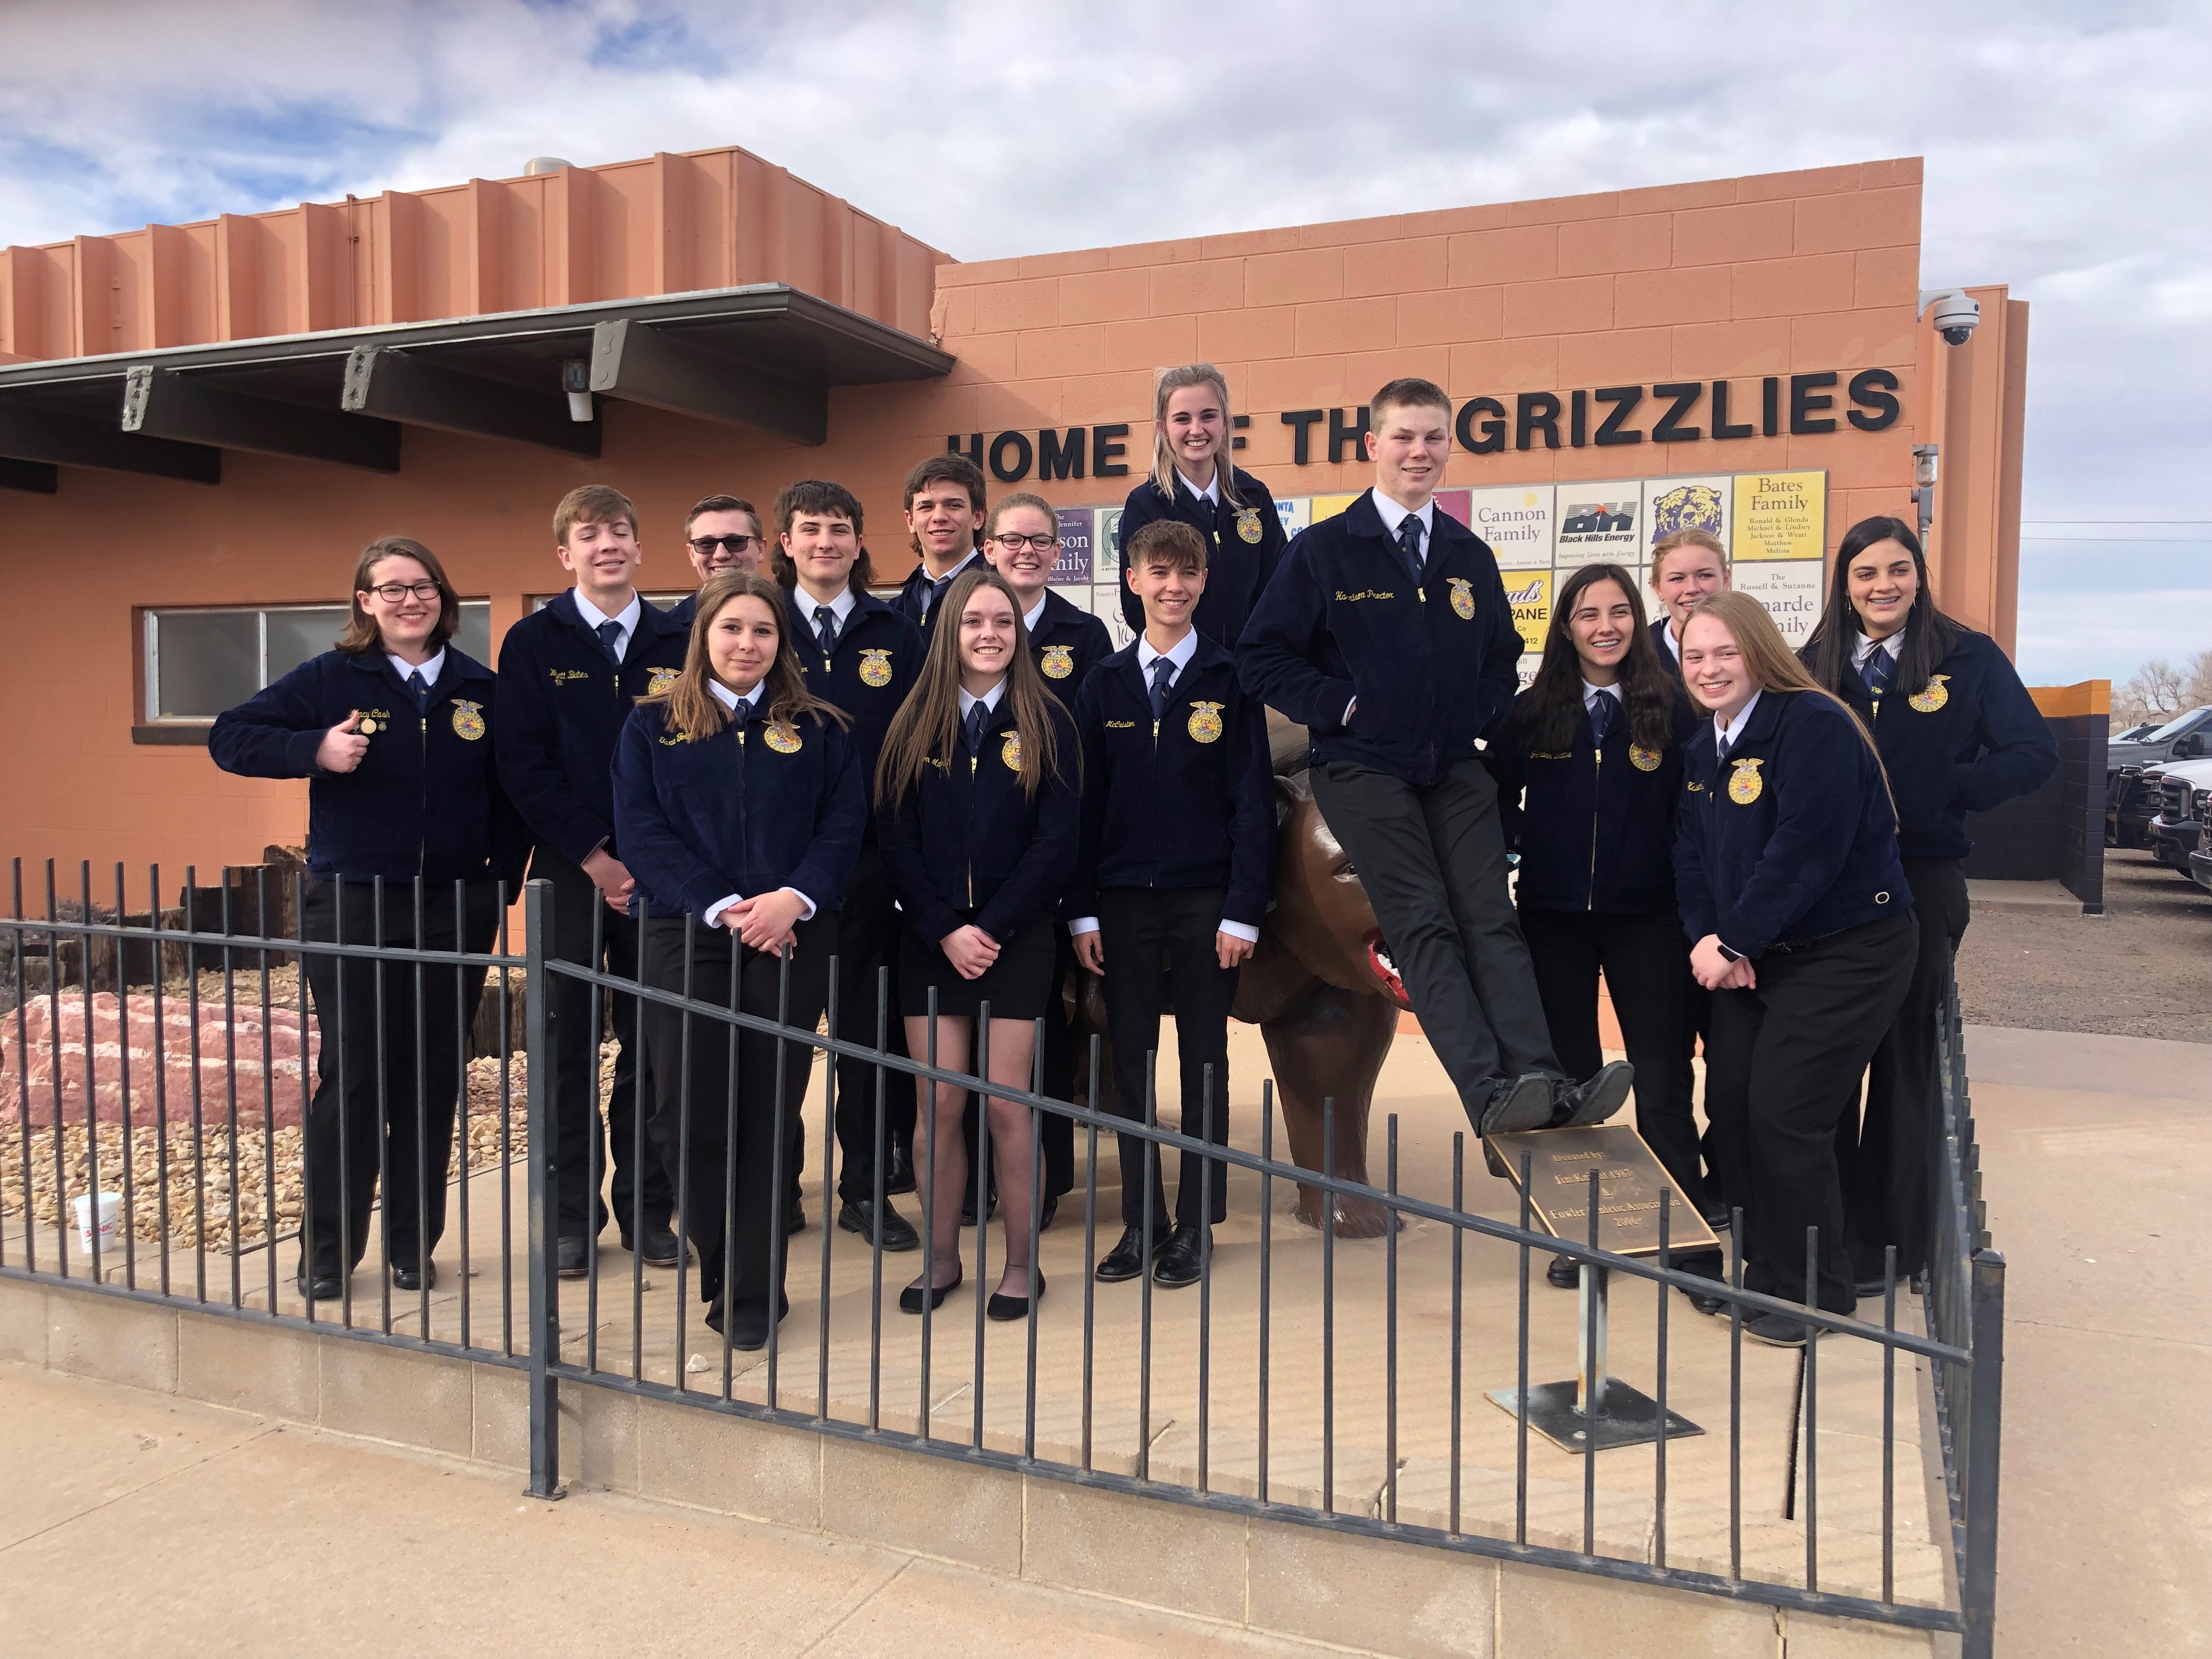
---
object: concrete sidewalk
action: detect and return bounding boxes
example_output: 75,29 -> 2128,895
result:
0,1361 -> 1353,1659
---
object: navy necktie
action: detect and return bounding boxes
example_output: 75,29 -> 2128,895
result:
1148,656 -> 1175,721
815,605 -> 839,655
595,618 -> 623,665
1863,646 -> 1895,696
1396,516 -> 1424,585
925,574 -> 952,624
1589,692 -> 1616,746
966,699 -> 988,755
405,670 -> 429,714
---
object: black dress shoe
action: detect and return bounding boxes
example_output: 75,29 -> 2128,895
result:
960,1188 -> 998,1228
622,1222 -> 684,1268
837,1198 -> 921,1252
898,1266 -> 963,1314
1476,1073 -> 1554,1136
1744,1311 -> 1822,1348
1152,1226 -> 1207,1289
1037,1194 -> 1058,1232
556,1234 -> 589,1279
726,1297 -> 787,1352
785,1204 -> 806,1237
986,1272 -> 1046,1322
1557,1059 -> 1635,1127
1545,1253 -> 1580,1290
392,1261 -> 437,1293
1093,1225 -> 1165,1283
296,1269 -> 344,1302
884,1143 -> 917,1197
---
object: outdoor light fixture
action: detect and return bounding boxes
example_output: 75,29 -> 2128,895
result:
563,358 -> 594,422
1914,443 -> 1940,538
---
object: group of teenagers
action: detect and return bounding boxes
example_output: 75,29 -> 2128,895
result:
208,362 -> 2055,1352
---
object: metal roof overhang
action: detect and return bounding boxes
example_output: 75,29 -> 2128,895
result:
0,285 -> 955,490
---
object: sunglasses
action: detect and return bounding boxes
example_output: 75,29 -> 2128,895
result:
689,534 -> 761,557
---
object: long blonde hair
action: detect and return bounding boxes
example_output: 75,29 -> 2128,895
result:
1684,592 -> 1888,780
1148,364 -> 1244,508
642,570 -> 846,743
875,567 -> 1072,805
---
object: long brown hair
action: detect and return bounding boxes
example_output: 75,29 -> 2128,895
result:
876,567 -> 1071,804
1683,592 -> 1887,776
335,537 -> 462,656
1802,515 -> 1960,699
1147,364 -> 1244,508
642,570 -> 847,743
1514,562 -> 1684,753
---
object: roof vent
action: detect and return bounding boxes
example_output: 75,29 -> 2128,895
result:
521,156 -> 574,177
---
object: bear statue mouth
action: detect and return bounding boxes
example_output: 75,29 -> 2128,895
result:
1365,930 -> 1414,1010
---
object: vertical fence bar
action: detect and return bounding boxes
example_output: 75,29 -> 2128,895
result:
1961,1249 -> 2006,1659
295,874 -> 313,1327
151,865 -> 170,1297
115,865 -> 138,1291
1025,1019 -> 1045,1465
410,879 -> 429,1334
522,880 -> 562,1499
1384,1113 -> 1399,1526
918,988 -> 936,1447
219,875 -> 242,1308
970,1003 -> 992,1453
258,870 -> 279,1318
1583,1169 -> 1599,1554
1449,1132 -> 1464,1538
1197,1062 -> 1215,1497
1080,1034 -> 1099,1475
674,913 -> 696,1395
818,964 -> 841,1423
1321,1097 -> 1335,1516
867,967 -> 890,1435
1804,1224 -> 1820,1592
13,861 -> 35,1276
1882,1244 -> 1898,1604
79,864 -> 104,1289
1138,1049 -> 1156,1483
452,880 -> 470,1352
1515,1150 -> 1532,1547
496,887 -> 515,1358
1729,1205 -> 1745,1582
1654,1189 -> 1671,1571
1258,1081 -> 1273,1508
719,921 -> 742,1399
44,862 -> 67,1283
765,944 -> 794,1412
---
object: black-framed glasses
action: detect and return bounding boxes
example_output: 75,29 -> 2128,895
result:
366,580 -> 442,603
689,534 -> 762,556
992,532 -> 1060,554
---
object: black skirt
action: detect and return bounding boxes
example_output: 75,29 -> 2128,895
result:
900,908 -> 1057,1021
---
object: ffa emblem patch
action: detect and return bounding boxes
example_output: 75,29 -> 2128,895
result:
450,700 -> 486,742
1628,743 -> 1662,772
1040,645 -> 1074,680
1235,507 -> 1264,545
1187,701 -> 1226,743
1727,758 -> 1765,805
646,667 -> 680,697
1001,732 -> 1023,771
859,648 -> 894,688
1448,577 -> 1476,620
763,723 -> 803,754
1908,675 -> 1950,714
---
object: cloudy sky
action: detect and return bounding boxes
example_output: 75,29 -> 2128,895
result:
3,0 -> 2204,689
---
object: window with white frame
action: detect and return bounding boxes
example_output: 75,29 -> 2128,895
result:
143,602 -> 494,721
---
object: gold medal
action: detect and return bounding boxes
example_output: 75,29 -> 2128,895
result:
1040,645 -> 1074,680
1628,743 -> 1661,772
1187,701 -> 1225,743
1000,731 -> 1023,771
646,667 -> 680,696
859,648 -> 893,688
1908,675 -> 1950,713
763,723 -> 803,754
1448,577 -> 1476,620
1727,757 -> 1765,805
357,718 -> 379,735
450,699 -> 486,741
1235,507 -> 1263,545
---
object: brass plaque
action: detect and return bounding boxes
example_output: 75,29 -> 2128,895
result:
1484,1124 -> 1720,1259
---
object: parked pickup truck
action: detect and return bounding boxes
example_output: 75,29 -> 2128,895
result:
2109,707 -> 2212,769
2145,758 -> 2212,875
2108,720 -> 2212,848
2191,845 -> 2212,896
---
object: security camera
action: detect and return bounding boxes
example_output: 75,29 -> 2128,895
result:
562,358 -> 594,422
1921,289 -> 1980,347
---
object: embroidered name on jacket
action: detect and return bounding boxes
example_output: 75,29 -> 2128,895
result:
1332,589 -> 1396,603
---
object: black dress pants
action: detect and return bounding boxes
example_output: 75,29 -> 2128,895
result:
640,913 -> 833,1314
1099,888 -> 1240,1229
298,877 -> 499,1278
1520,905 -> 1709,1216
1310,759 -> 1561,1111
537,847 -> 673,1239
1842,858 -> 1970,1282
1703,916 -> 1916,1313
830,844 -> 917,1204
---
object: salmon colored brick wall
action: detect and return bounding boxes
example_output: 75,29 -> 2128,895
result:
0,155 -> 1997,885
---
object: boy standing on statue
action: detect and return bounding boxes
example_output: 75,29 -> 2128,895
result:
1238,378 -> 1631,1135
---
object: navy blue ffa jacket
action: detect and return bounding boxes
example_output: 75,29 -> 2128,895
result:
1238,490 -> 1522,786
1674,690 -> 1912,960
1652,619 -> 1686,686
665,591 -> 700,629
1115,468 -> 1288,647
782,586 -> 922,800
876,699 -> 1082,947
1488,691 -> 1702,914
1066,637 -> 1275,927
210,647 -> 531,887
612,697 -> 865,923
494,591 -> 692,868
891,549 -> 987,641
1812,628 -> 2057,862
1026,588 -> 1113,702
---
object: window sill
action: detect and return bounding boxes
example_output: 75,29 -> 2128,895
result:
132,724 -> 212,747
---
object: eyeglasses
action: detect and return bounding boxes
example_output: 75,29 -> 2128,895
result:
992,532 -> 1060,554
367,580 -> 442,603
689,534 -> 761,557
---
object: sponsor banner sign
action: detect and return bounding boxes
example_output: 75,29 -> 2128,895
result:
1468,484 -> 1555,571
1093,506 -> 1125,575
1276,496 -> 1313,538
1555,481 -> 1643,559
1503,570 -> 1553,654
1732,471 -> 1827,560
1433,488 -> 1472,528
1732,560 -> 1825,645
1644,475 -> 1731,553
1310,492 -> 1361,524
1052,508 -> 1093,584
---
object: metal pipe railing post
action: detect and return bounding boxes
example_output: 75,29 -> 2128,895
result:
1961,1248 -> 2006,1659
522,879 -> 563,1500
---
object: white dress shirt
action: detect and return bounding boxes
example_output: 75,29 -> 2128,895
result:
573,588 -> 644,661
700,678 -> 817,929
1853,631 -> 1903,672
1658,622 -> 1683,665
1583,680 -> 1622,724
799,583 -> 857,640
1713,690 -> 1762,756
1178,469 -> 1222,507
957,678 -> 1007,724
919,549 -> 984,622
1069,625 -> 1258,946
388,648 -> 446,692
1022,594 -> 1049,634
1368,489 -> 1437,564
